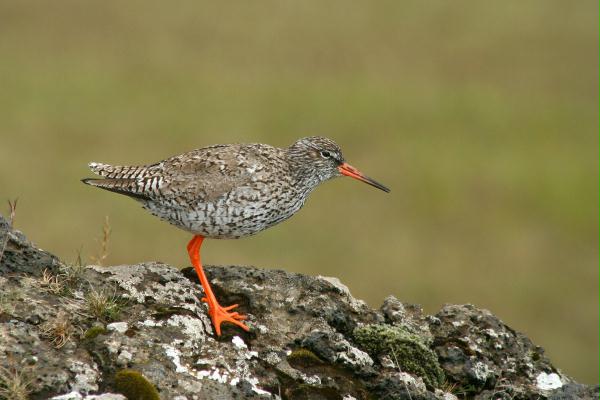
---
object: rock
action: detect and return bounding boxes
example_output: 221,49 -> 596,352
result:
547,383 -> 599,400
0,214 -> 597,399
0,215 -> 62,277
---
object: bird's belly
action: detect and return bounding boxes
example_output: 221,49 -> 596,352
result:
142,195 -> 305,239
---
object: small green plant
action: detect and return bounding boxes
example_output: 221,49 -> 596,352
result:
85,287 -> 123,322
114,369 -> 160,400
0,365 -> 32,400
60,261 -> 86,289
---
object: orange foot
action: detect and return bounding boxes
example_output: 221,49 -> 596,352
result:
202,297 -> 250,336
187,235 -> 250,336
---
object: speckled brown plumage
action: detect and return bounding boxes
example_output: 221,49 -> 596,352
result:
83,136 -> 389,239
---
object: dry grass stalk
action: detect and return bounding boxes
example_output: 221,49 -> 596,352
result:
40,268 -> 64,294
441,380 -> 458,395
40,312 -> 74,349
90,216 -> 111,266
390,347 -> 413,400
0,199 -> 18,266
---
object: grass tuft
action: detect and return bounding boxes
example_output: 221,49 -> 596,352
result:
60,262 -> 86,288
40,311 -> 74,349
0,365 -> 32,400
40,268 -> 65,295
39,262 -> 86,296
85,287 -> 123,322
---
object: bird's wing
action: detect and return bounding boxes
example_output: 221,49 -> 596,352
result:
84,144 -> 285,203
160,144 -> 264,202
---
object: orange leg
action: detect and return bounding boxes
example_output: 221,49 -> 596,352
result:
187,235 -> 249,336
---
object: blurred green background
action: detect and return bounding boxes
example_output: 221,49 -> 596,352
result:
0,0 -> 597,383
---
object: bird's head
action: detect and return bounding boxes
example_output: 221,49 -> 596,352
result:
288,136 -> 390,193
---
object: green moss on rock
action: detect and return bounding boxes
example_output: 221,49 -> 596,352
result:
114,369 -> 160,400
287,348 -> 324,368
83,326 -> 107,340
354,324 -> 445,389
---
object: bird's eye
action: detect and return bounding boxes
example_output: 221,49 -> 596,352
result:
320,151 -> 331,158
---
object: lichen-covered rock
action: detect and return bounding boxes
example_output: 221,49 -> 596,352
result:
0,215 -> 62,276
429,304 -> 574,399
547,383 -> 599,400
0,214 -> 597,399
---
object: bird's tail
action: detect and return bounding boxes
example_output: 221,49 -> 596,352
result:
87,162 -> 154,180
82,162 -> 154,200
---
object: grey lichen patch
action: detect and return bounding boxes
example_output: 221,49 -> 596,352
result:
89,263 -> 201,312
163,314 -> 207,349
114,369 -> 160,400
88,265 -> 145,303
354,324 -> 445,389
69,361 -> 99,394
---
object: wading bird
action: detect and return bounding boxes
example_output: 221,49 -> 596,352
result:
83,136 -> 389,335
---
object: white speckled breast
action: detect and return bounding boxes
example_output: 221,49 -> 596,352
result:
141,184 -> 310,239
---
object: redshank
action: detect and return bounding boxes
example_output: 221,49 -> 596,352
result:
82,136 -> 389,335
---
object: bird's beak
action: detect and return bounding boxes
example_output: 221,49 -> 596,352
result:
338,162 -> 390,193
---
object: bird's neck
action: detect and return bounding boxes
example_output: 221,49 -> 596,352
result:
285,146 -> 322,195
